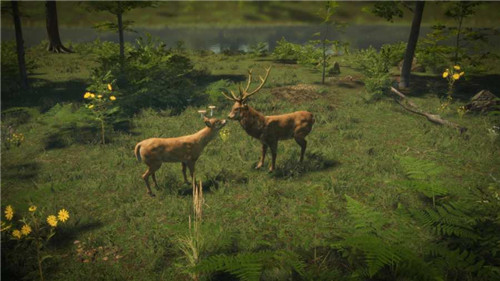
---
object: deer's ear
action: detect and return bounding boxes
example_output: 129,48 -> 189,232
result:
204,117 -> 212,127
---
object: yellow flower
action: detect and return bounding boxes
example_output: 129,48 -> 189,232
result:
107,84 -> 113,91
47,215 -> 58,227
454,65 -> 461,70
5,205 -> 14,221
453,73 -> 460,80
97,95 -> 103,99
460,71 -> 465,76
58,209 -> 70,222
29,205 -> 37,212
21,224 -> 31,236
84,92 -> 92,99
90,93 -> 96,98
88,104 -> 94,109
12,229 -> 22,239
109,96 -> 116,101
442,71 -> 449,78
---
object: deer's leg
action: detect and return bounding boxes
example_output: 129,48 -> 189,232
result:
255,143 -> 268,169
186,161 -> 196,184
269,141 -> 278,172
142,164 -> 161,197
151,172 -> 160,190
182,162 -> 190,185
295,137 -> 307,162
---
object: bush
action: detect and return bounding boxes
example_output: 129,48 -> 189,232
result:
204,79 -> 234,108
248,42 -> 268,57
272,38 -> 322,67
380,42 -> 407,67
272,37 -> 303,62
88,34 -> 196,115
348,46 -> 392,100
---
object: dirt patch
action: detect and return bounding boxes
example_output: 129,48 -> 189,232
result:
271,84 -> 322,103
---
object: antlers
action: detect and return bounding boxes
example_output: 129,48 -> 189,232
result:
222,66 -> 271,102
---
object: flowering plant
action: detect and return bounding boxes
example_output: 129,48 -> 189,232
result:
2,204 -> 70,281
440,65 -> 465,111
83,82 -> 118,144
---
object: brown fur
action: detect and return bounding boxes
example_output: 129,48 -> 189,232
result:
134,117 -> 226,197
228,101 -> 314,171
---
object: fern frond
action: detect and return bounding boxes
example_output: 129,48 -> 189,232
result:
398,156 -> 444,180
193,250 -> 305,281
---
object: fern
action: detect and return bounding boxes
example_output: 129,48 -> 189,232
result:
193,250 -> 305,281
335,196 -> 441,280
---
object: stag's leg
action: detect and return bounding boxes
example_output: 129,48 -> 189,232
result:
255,143 -> 268,169
182,162 -> 190,184
295,137 -> 307,162
269,141 -> 278,172
142,163 -> 161,197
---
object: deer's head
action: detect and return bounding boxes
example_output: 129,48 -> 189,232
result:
203,116 -> 227,131
222,67 -> 271,121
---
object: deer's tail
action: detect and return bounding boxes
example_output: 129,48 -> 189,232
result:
134,143 -> 142,162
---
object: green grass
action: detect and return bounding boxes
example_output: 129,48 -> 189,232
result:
2,44 -> 500,280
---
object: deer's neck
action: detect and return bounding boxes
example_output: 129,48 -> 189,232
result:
239,106 -> 266,139
194,127 -> 216,146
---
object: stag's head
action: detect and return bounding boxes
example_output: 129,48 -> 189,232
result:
222,67 -> 271,121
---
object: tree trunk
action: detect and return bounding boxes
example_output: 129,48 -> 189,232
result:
399,1 -> 425,89
117,11 -> 124,62
11,0 -> 29,89
45,1 -> 72,53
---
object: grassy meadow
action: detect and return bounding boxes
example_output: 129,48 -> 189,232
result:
2,2 -> 500,281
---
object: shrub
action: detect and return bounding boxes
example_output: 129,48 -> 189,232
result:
380,42 -> 407,66
348,46 -> 392,100
248,42 -> 268,57
89,34 -> 196,115
204,79 -> 234,108
272,37 -> 303,62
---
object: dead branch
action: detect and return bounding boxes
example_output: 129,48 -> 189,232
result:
390,87 -> 467,134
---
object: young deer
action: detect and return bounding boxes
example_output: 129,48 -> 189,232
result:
222,67 -> 315,172
134,117 -> 226,197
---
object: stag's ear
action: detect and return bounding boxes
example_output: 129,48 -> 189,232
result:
203,117 -> 212,128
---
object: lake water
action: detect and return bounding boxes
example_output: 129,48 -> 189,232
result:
2,24 -> 429,52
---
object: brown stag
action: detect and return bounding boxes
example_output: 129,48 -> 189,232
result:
222,67 -> 315,172
134,117 -> 227,197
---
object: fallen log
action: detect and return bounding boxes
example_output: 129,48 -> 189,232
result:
390,87 -> 467,134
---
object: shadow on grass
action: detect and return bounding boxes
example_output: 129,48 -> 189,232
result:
49,220 -> 104,249
272,151 -> 340,179
1,162 -> 40,182
195,73 -> 247,88
402,74 -> 500,102
176,168 -> 250,196
2,78 -> 88,112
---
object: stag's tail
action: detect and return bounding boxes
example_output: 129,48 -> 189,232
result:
134,142 -> 142,162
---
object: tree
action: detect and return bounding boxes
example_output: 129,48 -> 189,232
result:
370,1 -> 425,89
445,1 -> 482,65
85,1 -> 154,62
315,1 -> 345,84
45,0 -> 72,53
399,1 -> 425,89
10,0 -> 29,89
